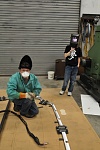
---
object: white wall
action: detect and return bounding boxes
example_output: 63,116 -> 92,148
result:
80,0 -> 100,17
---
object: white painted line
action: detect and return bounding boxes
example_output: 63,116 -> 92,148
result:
60,109 -> 67,115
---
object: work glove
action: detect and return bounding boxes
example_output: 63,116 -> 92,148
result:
19,92 -> 35,100
28,92 -> 35,99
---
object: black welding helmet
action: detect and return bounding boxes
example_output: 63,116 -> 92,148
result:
18,55 -> 32,70
70,34 -> 79,48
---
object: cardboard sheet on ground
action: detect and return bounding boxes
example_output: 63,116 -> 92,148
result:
0,89 -> 100,150
0,90 -> 8,123
81,94 -> 100,116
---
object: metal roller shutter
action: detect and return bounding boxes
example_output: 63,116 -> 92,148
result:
0,0 -> 80,75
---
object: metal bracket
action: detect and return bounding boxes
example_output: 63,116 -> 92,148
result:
56,125 -> 68,134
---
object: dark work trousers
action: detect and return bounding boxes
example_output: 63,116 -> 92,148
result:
13,98 -> 39,116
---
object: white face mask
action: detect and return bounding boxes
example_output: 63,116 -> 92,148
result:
21,71 -> 30,78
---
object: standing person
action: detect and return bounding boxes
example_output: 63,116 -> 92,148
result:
59,34 -> 82,96
7,55 -> 42,118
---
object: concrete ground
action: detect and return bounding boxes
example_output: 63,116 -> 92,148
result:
0,75 -> 100,138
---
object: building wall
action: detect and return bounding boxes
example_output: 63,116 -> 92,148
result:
80,0 -> 100,17
0,0 -> 81,75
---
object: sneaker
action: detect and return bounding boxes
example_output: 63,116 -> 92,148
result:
59,90 -> 65,95
67,92 -> 72,96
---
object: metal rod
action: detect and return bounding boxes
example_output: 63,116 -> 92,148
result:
51,103 -> 71,150
0,100 -> 11,133
36,96 -> 71,150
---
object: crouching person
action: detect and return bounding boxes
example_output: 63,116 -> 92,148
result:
6,55 -> 42,118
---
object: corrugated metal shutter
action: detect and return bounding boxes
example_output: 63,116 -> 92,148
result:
0,0 -> 80,75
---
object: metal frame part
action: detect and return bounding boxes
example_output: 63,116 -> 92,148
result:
36,96 -> 71,150
0,100 -> 11,133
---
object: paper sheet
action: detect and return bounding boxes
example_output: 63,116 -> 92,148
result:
81,94 -> 100,116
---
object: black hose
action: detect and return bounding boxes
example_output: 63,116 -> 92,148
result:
0,109 -> 48,146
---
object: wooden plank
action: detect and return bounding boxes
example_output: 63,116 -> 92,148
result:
0,89 -> 100,150
0,90 -> 10,133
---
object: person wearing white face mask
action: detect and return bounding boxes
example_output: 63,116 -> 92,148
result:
6,55 -> 42,118
21,71 -> 30,78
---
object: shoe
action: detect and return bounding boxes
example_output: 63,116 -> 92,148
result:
59,90 -> 65,95
67,92 -> 72,96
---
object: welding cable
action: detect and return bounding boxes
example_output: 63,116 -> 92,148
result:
0,109 -> 48,146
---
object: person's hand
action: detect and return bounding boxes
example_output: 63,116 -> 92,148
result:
19,92 -> 35,100
70,47 -> 75,53
26,93 -> 33,100
77,64 -> 80,68
67,51 -> 71,56
71,47 -> 75,51
27,92 -> 35,99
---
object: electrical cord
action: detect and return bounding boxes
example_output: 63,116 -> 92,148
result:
0,109 -> 48,146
